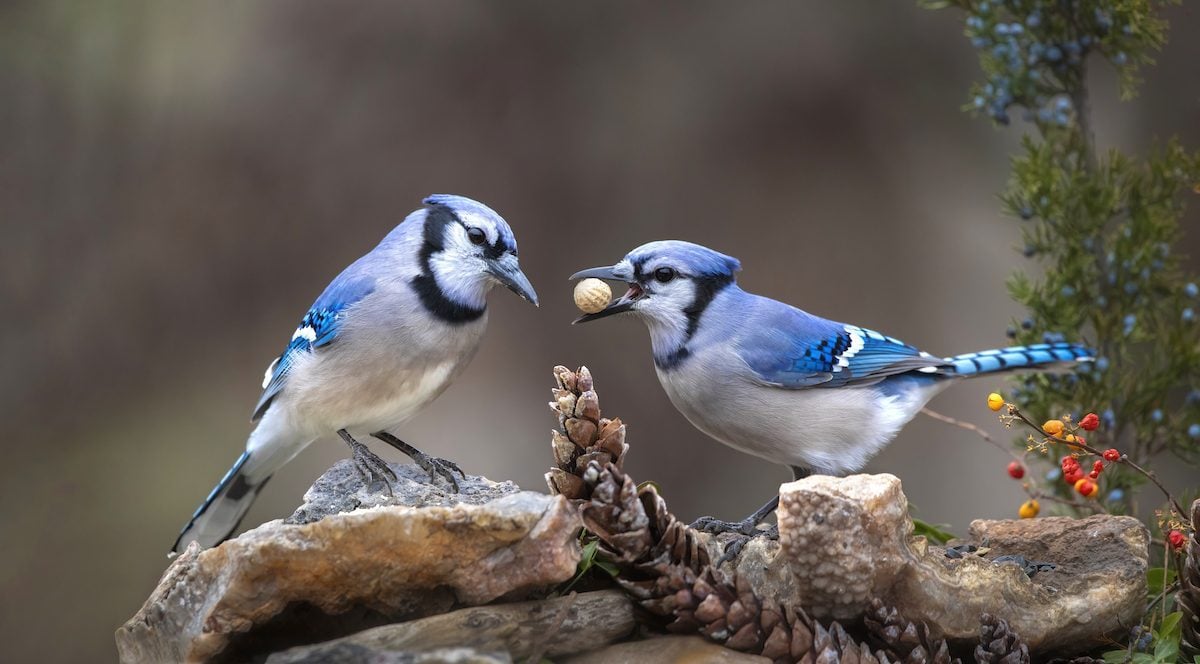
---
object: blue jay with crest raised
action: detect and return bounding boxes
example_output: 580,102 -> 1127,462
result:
174,194 -> 538,553
571,240 -> 1090,545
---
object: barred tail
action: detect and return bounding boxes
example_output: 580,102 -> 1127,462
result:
172,451 -> 271,554
946,342 -> 1094,377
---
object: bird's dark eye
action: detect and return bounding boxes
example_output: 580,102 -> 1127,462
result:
654,267 -> 676,283
467,227 -> 486,245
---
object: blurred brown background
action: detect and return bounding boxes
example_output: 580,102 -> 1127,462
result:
1,1 -> 1197,661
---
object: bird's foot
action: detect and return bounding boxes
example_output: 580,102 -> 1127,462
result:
347,439 -> 398,496
689,515 -> 779,567
409,452 -> 466,493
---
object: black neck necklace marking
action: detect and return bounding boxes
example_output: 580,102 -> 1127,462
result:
410,205 -> 487,324
653,273 -> 733,370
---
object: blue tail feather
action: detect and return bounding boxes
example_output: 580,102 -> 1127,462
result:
172,450 -> 267,553
947,342 -> 1093,376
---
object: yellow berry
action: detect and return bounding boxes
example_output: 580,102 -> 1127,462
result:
1018,499 -> 1040,519
987,393 -> 1005,411
1043,419 -> 1064,437
573,278 -> 612,314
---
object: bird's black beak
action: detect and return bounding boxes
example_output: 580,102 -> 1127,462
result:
488,254 -> 539,306
569,265 -> 641,324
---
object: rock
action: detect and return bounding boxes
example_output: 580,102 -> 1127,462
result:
563,635 -> 770,663
268,590 -> 636,663
116,461 -> 582,664
286,460 -> 521,524
747,473 -> 1148,654
270,643 -> 511,664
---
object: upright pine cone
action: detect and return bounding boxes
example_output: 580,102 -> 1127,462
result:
864,599 -> 958,664
1181,499 -> 1200,658
544,365 -> 957,664
545,365 -> 628,500
974,614 -> 1030,664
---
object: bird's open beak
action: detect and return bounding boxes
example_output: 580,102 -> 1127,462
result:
488,254 -> 539,306
569,265 -> 642,324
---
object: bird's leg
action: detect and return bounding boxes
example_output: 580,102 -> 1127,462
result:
690,495 -> 780,536
337,429 -> 397,495
692,466 -> 811,565
372,431 -> 465,493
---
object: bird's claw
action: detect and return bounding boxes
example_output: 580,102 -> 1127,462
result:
716,525 -> 779,567
689,515 -> 778,566
349,440 -> 398,496
412,453 -> 465,492
689,515 -> 761,537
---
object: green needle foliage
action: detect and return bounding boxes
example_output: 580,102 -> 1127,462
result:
923,0 -> 1200,515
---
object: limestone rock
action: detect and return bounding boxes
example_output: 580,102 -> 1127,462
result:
286,459 -> 521,524
269,644 -> 511,664
563,635 -> 770,663
269,591 -> 636,663
116,461 -> 581,664
751,473 -> 1148,654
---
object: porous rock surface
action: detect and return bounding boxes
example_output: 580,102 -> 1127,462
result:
116,461 -> 581,664
733,473 -> 1148,654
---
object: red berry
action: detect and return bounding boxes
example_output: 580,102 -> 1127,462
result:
1075,435 -> 1085,446
1103,448 -> 1120,462
1079,413 -> 1100,431
1007,461 -> 1025,479
1089,470 -> 1100,479
1093,460 -> 1104,473
1074,478 -> 1097,497
1168,530 -> 1187,550
1064,470 -> 1084,485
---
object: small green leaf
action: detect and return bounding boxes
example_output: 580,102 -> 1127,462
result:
1102,650 -> 1131,663
594,560 -> 620,577
579,540 -> 598,569
1152,611 -> 1182,663
912,517 -> 957,545
1145,567 -> 1176,595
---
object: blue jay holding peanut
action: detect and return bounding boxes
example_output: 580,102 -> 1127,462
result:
572,240 -> 1090,541
174,195 -> 538,553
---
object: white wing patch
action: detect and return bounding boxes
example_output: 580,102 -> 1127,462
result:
292,326 -> 317,343
834,325 -> 867,372
262,357 -> 280,388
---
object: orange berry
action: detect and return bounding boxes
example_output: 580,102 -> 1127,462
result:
1019,499 -> 1040,519
987,393 -> 1005,411
1043,420 -> 1064,437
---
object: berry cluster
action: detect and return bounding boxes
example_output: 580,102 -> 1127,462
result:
988,394 -> 1133,514
960,1 -> 1138,126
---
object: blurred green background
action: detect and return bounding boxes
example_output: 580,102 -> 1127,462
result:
2,1 -> 1197,661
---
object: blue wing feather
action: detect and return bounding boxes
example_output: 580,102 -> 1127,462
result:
251,273 -> 376,420
736,305 -> 949,389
